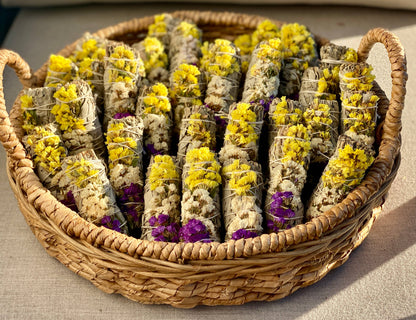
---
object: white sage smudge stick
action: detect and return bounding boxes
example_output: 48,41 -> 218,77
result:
180,147 -> 222,243
279,23 -> 318,97
298,67 -> 338,108
303,99 -> 340,164
60,149 -> 129,234
339,62 -> 375,93
168,20 -> 202,73
170,63 -> 205,138
177,104 -> 216,167
51,80 -> 106,158
132,36 -> 169,85
233,19 -> 281,75
340,91 -> 379,146
103,41 -> 145,126
70,32 -> 107,114
201,39 -> 242,147
265,124 -> 311,232
22,124 -> 67,193
220,102 -> 264,163
136,83 -> 172,157
319,43 -> 358,73
141,155 -> 181,242
222,158 -> 263,241
268,96 -> 304,147
242,38 -> 283,104
44,54 -> 78,88
306,134 -> 375,220
147,13 -> 181,49
20,86 -> 56,134
106,115 -> 144,233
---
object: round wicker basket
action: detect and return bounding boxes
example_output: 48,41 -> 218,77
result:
0,11 -> 407,308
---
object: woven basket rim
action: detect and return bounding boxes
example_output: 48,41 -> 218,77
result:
4,10 -> 407,262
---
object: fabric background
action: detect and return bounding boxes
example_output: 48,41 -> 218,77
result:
0,3 -> 415,319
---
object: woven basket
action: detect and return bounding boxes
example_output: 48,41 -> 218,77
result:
0,11 -> 407,308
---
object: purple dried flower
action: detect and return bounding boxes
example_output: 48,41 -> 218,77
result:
118,183 -> 143,225
61,190 -> 78,212
214,115 -> 228,129
100,215 -> 122,232
268,190 -> 296,231
180,219 -> 211,243
114,112 -> 134,119
149,214 -> 180,243
149,216 -> 157,226
158,214 -> 170,225
146,143 -> 162,155
231,229 -> 258,240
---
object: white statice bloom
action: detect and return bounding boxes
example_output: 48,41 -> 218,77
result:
109,164 -> 142,190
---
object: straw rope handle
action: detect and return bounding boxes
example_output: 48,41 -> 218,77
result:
0,49 -> 36,165
357,28 -> 407,153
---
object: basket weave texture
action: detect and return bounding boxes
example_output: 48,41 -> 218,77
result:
0,11 -> 407,308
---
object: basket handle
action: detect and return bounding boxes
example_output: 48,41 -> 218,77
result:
0,49 -> 36,164
357,28 -> 407,151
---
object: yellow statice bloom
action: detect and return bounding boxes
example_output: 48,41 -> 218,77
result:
281,23 -> 316,60
187,113 -> 212,148
223,159 -> 257,196
281,124 -> 311,166
143,37 -> 168,74
185,147 -> 221,193
71,38 -> 105,63
272,96 -> 303,127
47,55 -> 74,87
20,94 -> 36,132
148,155 -> 180,190
65,158 -> 100,188
52,84 -> 85,132
143,83 -> 171,115
177,21 -> 201,40
225,103 -> 259,146
234,34 -> 252,56
207,39 -> 240,77
255,38 -> 283,69
304,100 -> 333,139
251,20 -> 280,48
106,122 -> 138,169
322,144 -> 374,190
108,45 -> 145,83
342,65 -> 375,91
148,14 -> 167,36
26,126 -> 66,174
343,48 -> 358,63
171,63 -> 202,98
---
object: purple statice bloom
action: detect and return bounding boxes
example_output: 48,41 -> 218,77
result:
118,183 -> 143,223
146,143 -> 162,156
100,215 -> 122,232
268,191 -> 296,230
61,190 -> 78,212
114,112 -> 134,119
179,219 -> 211,243
214,115 -> 228,129
150,214 -> 180,243
231,229 -> 258,240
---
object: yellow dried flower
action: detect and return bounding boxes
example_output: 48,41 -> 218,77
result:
47,55 -> 74,87
223,159 -> 257,196
281,124 -> 311,166
65,158 -> 100,188
149,155 -> 179,190
322,144 -> 374,190
52,84 -> 85,132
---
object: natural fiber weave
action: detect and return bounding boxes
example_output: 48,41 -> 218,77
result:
0,11 -> 407,308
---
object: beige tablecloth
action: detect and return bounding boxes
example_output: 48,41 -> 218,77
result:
0,3 -> 415,319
